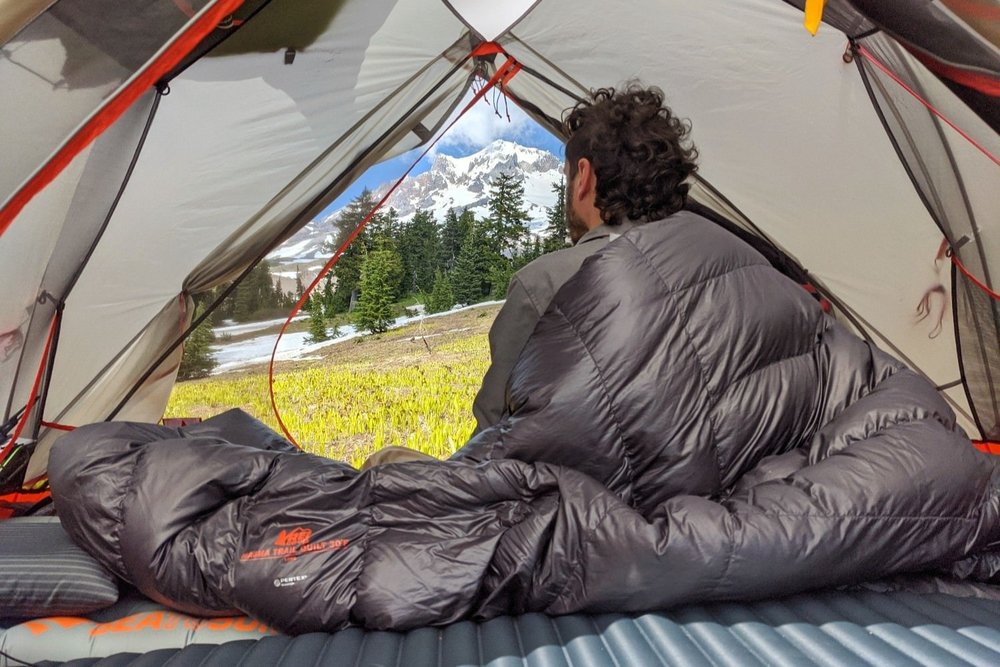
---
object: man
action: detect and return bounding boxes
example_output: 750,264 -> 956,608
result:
472,84 -> 699,432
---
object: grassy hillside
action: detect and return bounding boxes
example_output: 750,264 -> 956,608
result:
165,305 -> 499,467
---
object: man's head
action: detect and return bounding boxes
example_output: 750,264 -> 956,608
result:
562,83 -> 698,241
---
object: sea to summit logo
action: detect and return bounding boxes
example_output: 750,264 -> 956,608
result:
239,527 -> 350,563
275,527 -> 312,547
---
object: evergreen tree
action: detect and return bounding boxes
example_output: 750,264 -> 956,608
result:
306,301 -> 329,343
543,178 -> 569,253
273,275 -> 287,308
425,270 -> 455,314
325,189 -> 381,313
233,280 -> 254,322
484,173 -> 530,258
369,206 -> 401,247
451,220 -> 493,305
251,260 -> 276,310
489,261 -> 516,300
516,235 -> 543,268
400,210 -> 441,295
178,304 -> 217,380
214,259 -> 291,322
440,208 -> 471,272
321,274 -> 336,317
294,267 -> 305,302
354,249 -> 402,334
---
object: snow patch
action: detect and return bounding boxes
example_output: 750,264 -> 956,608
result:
208,301 -> 502,374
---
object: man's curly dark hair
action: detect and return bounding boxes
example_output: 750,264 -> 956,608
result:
563,83 -> 698,225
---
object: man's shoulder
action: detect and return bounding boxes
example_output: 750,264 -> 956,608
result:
514,240 -> 606,285
510,236 -> 616,313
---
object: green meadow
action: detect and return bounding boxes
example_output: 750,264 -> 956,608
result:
165,306 -> 498,468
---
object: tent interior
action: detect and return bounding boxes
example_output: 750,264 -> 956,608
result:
1,0 -> 999,663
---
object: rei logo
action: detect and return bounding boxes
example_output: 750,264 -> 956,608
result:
274,526 -> 312,547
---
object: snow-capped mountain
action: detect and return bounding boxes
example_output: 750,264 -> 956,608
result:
269,140 -> 563,264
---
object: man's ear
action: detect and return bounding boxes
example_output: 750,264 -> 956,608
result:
574,158 -> 595,200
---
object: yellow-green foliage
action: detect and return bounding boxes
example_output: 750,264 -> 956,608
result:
166,328 -> 491,468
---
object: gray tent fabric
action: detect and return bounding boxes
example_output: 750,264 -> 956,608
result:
49,215 -> 1000,634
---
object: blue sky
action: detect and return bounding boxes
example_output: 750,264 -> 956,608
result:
320,91 -> 565,218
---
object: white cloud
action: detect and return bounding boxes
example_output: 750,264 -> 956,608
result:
432,89 -> 533,152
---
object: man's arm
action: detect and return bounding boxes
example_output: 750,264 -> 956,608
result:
472,277 -> 541,434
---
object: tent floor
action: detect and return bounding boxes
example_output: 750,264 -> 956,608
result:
19,587 -> 1000,667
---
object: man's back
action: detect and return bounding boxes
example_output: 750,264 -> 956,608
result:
472,222 -> 633,432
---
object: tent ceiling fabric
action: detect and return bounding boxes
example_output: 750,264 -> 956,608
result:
1,0 -> 998,479
442,0 -> 536,41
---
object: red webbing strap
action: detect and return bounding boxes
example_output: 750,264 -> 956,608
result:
0,313 -> 60,462
268,51 -> 522,446
39,420 -> 75,432
856,44 -> 1000,168
0,0 -> 247,239
973,441 -> 1000,456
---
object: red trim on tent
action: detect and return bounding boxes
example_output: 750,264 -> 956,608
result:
0,0 -> 247,239
908,49 -> 1000,98
268,55 -> 524,446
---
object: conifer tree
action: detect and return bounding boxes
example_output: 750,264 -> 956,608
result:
425,270 -> 455,314
451,220 -> 493,305
440,208 -> 471,272
233,281 -> 254,322
489,262 -> 516,300
306,300 -> 329,343
178,304 -> 217,380
484,173 -> 530,258
326,189 -> 381,313
543,179 -> 569,253
321,274 -> 336,317
251,260 -> 275,310
354,249 -> 402,334
480,173 -> 533,299
294,266 -> 306,303
369,206 -> 401,247
400,210 -> 441,295
273,275 -> 287,308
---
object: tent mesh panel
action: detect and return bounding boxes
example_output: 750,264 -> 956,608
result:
958,272 -> 1000,439
857,34 -> 1000,440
